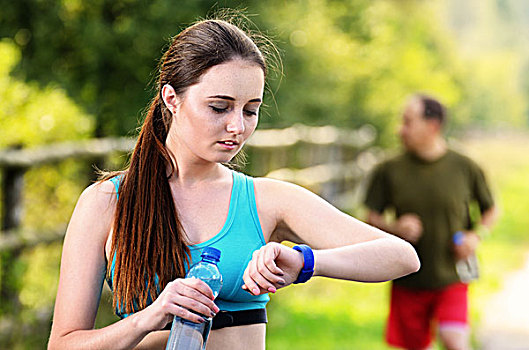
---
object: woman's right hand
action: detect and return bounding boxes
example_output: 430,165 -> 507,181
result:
139,278 -> 220,331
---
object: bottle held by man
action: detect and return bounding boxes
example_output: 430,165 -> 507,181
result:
165,247 -> 223,350
453,231 -> 479,283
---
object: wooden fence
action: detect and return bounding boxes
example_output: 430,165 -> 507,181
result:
0,124 -> 380,345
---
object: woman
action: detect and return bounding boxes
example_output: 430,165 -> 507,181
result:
48,18 -> 419,350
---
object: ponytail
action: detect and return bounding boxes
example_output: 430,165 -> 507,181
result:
108,96 -> 189,314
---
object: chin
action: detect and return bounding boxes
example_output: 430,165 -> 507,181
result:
211,154 -> 238,164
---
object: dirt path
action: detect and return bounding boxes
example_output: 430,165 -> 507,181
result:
477,253 -> 529,349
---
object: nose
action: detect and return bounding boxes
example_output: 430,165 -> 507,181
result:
226,110 -> 245,135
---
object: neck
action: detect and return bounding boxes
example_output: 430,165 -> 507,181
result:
165,131 -> 228,187
412,137 -> 447,161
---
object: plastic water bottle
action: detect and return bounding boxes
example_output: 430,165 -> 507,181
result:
453,231 -> 479,283
165,247 -> 223,350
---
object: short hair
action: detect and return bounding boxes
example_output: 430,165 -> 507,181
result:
416,94 -> 446,125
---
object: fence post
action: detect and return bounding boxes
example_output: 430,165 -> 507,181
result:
1,160 -> 26,314
2,166 -> 25,230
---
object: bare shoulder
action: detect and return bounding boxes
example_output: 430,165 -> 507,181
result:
65,180 -> 117,245
253,177 -> 314,197
79,180 -> 118,208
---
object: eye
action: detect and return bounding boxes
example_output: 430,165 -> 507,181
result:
210,106 -> 228,114
243,109 -> 258,117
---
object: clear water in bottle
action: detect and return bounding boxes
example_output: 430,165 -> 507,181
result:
165,247 -> 223,350
455,254 -> 479,283
453,231 -> 479,283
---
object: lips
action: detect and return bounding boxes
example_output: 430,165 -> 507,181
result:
217,140 -> 239,146
217,139 -> 240,150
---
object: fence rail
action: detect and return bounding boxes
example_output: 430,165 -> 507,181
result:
0,123 -> 378,243
0,124 -> 379,344
0,138 -> 136,168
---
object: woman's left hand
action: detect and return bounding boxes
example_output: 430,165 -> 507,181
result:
242,242 -> 305,295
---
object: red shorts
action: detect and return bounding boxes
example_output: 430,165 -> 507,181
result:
386,282 -> 468,349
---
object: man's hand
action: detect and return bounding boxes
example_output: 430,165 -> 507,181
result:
453,231 -> 480,260
394,214 -> 423,243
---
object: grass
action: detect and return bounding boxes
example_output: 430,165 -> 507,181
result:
267,279 -> 390,349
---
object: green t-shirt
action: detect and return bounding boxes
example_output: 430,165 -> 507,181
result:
364,149 -> 494,289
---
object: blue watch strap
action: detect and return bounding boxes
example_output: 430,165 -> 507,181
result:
292,244 -> 315,284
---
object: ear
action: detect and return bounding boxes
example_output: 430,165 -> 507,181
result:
428,118 -> 442,134
161,84 -> 181,115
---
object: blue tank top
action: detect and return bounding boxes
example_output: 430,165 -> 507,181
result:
107,170 -> 269,317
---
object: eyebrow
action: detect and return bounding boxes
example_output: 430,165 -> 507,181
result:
208,95 -> 262,103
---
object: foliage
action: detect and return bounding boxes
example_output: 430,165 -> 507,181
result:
436,0 -> 529,132
0,40 -> 94,346
0,39 -> 93,230
0,0 -> 244,136
1,0 -> 527,141
255,0 -> 464,144
0,39 -> 93,147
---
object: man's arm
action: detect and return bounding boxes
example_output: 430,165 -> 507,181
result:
453,206 -> 498,260
479,206 -> 498,233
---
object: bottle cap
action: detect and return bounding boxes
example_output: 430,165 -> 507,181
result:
453,231 -> 465,246
202,247 -> 221,262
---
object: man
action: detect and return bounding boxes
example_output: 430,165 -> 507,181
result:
364,94 -> 497,350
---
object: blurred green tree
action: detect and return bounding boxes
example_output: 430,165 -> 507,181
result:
256,0 -> 464,144
1,0 -> 527,144
0,39 -> 96,346
0,39 -> 93,147
0,0 -> 243,136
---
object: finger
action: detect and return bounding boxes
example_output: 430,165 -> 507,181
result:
412,228 -> 423,238
158,290 -> 207,324
181,278 -> 215,300
182,277 -> 214,299
168,280 -> 219,314
242,263 -> 263,295
256,249 -> 278,293
249,260 -> 278,294
166,301 -> 207,324
243,252 -> 273,295
259,247 -> 286,290
254,247 -> 283,291
173,294 -> 218,319
407,235 -> 419,244
262,245 -> 285,276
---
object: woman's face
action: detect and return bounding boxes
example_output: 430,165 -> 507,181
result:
170,59 -> 264,164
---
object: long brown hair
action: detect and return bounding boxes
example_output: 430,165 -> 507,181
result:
106,18 -> 269,314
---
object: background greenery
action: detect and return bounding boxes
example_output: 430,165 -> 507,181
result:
1,0 -> 529,348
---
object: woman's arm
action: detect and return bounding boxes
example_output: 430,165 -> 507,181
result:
242,178 -> 420,295
48,181 -> 152,349
48,181 -> 219,350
